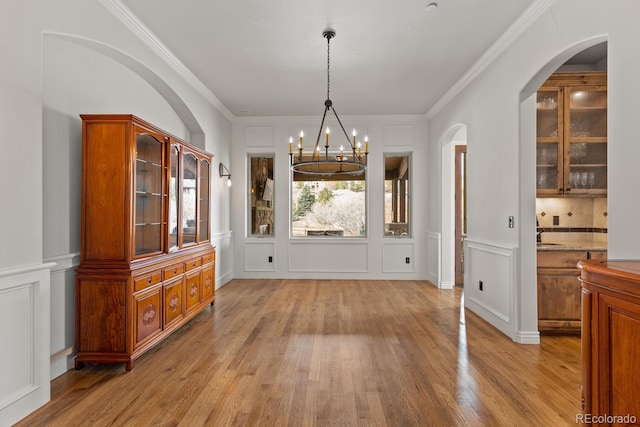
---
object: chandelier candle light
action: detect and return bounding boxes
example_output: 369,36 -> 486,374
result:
289,29 -> 369,176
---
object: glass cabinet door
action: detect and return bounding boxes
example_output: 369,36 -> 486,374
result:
168,144 -> 180,251
134,132 -> 164,256
199,159 -> 210,242
182,152 -> 198,246
536,89 -> 562,194
565,87 -> 607,194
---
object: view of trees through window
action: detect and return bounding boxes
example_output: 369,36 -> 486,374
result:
291,180 -> 366,237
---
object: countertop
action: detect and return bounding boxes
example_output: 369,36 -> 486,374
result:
537,240 -> 608,251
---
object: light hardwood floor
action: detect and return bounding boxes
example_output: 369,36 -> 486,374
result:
17,279 -> 582,426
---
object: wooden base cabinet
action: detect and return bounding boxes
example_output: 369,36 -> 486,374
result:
579,260 -> 640,425
75,115 -> 215,371
537,249 -> 606,334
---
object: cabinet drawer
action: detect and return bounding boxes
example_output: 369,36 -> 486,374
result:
202,252 -> 215,264
185,257 -> 202,271
134,286 -> 162,345
185,271 -> 201,311
134,271 -> 162,292
163,278 -> 184,327
201,264 -> 214,300
163,263 -> 185,281
537,250 -> 588,268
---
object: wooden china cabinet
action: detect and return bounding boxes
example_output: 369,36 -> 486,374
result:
536,72 -> 607,197
75,114 -> 215,371
579,260 -> 640,425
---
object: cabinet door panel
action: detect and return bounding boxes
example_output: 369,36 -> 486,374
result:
164,278 -> 184,327
597,293 -> 640,417
185,271 -> 201,312
564,86 -> 607,195
182,152 -> 198,246
134,286 -> 162,345
201,263 -> 214,300
134,132 -> 165,256
538,270 -> 581,321
537,74 -> 607,197
168,144 -> 180,251
199,159 -> 210,242
83,123 -> 127,261
536,90 -> 562,194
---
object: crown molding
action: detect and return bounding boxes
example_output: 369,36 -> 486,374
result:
99,0 -> 234,122
426,0 -> 554,119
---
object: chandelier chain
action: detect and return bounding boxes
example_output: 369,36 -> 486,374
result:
326,34 -> 330,101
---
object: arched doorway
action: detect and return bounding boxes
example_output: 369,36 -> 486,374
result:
517,37 -> 608,339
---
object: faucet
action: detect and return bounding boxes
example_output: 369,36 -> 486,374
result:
536,216 -> 544,243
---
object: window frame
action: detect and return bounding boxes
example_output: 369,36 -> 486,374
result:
290,159 -> 368,239
383,152 -> 411,238
247,153 -> 275,238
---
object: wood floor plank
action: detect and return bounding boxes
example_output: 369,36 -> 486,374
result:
16,279 -> 582,426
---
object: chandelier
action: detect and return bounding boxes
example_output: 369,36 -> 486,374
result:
289,29 -> 368,176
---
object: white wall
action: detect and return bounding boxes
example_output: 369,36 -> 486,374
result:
1,0 -> 233,422
41,34 -> 193,378
427,0 -> 640,342
232,116 -> 430,280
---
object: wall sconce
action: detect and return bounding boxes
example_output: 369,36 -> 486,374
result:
219,162 -> 232,187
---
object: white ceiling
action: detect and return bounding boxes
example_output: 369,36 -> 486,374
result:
120,0 -> 536,117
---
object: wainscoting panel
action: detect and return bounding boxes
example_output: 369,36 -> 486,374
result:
289,240 -> 368,273
46,253 -> 80,380
464,239 -> 517,340
245,240 -> 276,272
382,241 -> 415,273
0,263 -> 54,426
426,232 -> 443,287
212,231 -> 233,287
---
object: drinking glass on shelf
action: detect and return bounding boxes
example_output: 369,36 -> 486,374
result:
580,172 -> 589,189
538,174 -> 547,188
588,171 -> 595,189
569,171 -> 578,189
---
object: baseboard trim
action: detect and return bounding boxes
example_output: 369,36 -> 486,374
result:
515,331 -> 540,345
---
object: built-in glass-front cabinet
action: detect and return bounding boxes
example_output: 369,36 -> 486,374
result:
537,72 -> 607,196
76,114 -> 215,370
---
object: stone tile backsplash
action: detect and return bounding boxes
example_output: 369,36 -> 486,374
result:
536,197 -> 608,246
536,197 -> 608,229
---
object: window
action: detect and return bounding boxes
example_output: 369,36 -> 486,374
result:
384,154 -> 410,237
249,155 -> 274,236
291,172 -> 366,237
